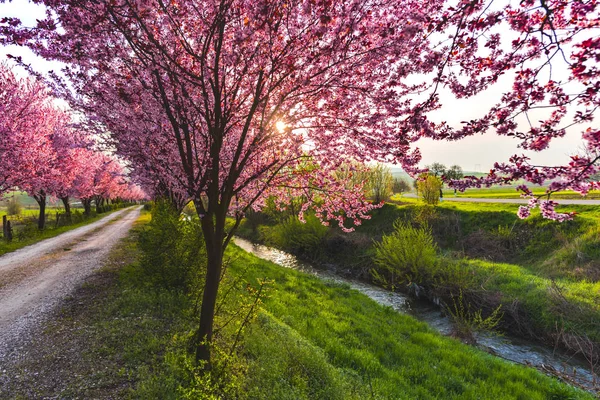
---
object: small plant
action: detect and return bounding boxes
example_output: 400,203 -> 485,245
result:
493,223 -> 517,250
6,197 -> 22,216
446,290 -> 503,344
15,222 -> 39,241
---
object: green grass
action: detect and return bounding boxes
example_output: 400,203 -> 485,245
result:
237,199 -> 600,363
0,207 -> 66,217
438,187 -> 600,200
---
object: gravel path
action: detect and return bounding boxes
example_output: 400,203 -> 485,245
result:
0,206 -> 142,366
403,193 -> 600,205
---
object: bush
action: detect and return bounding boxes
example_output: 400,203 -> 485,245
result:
137,200 -> 206,293
373,220 -> 438,287
417,174 -> 443,205
6,197 -> 22,216
15,222 -> 39,241
260,214 -> 329,260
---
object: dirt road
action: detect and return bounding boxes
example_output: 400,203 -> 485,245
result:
0,206 -> 142,363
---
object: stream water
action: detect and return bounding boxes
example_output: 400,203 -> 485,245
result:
233,237 -> 599,394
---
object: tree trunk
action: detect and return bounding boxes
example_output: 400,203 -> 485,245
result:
195,206 -> 226,369
61,196 -> 72,223
34,191 -> 47,230
82,198 -> 92,216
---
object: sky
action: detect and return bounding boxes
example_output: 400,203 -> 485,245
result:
0,0 -> 586,172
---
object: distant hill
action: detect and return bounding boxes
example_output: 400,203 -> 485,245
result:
389,168 -> 413,181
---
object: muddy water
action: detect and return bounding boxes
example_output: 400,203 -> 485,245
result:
233,237 -> 598,393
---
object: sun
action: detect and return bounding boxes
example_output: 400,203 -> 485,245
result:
275,120 -> 286,133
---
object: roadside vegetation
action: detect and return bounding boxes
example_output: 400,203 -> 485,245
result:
7,201 -> 590,399
236,197 -> 600,379
0,193 -> 138,256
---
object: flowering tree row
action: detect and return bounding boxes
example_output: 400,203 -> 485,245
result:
1,0 -> 598,365
0,63 -> 146,229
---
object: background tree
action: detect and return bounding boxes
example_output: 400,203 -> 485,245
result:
427,163 -> 447,178
392,177 -> 411,195
368,164 -> 394,204
445,165 -> 464,196
0,62 -> 56,198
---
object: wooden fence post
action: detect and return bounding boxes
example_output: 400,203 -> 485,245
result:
6,220 -> 12,242
3,215 -> 12,242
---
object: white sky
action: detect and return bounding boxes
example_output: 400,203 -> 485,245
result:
0,0 -> 585,172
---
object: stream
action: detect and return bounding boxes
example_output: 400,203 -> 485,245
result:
233,237 -> 599,394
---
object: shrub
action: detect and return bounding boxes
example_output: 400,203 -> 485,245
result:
417,174 -> 443,205
373,220 -> 438,288
15,222 -> 39,241
137,200 -> 206,293
6,197 -> 22,216
260,214 -> 329,260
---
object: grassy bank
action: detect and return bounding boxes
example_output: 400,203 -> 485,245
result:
222,246 -> 592,399
4,205 -> 592,399
236,200 -> 600,364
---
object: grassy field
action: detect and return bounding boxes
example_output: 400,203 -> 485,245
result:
438,186 -> 600,199
223,246 -> 592,399
7,208 -> 590,399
